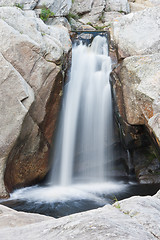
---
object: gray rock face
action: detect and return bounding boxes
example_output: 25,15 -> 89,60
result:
129,0 -> 160,12
46,17 -> 71,31
77,0 -> 106,25
37,0 -> 72,16
105,0 -> 130,13
119,54 -> 160,126
71,0 -> 94,14
0,190 -> 160,239
0,204 -> 51,228
71,0 -> 127,29
0,0 -> 72,15
0,0 -> 39,9
0,7 -> 71,196
111,6 -> 160,58
114,53 -> 160,182
0,52 -> 34,197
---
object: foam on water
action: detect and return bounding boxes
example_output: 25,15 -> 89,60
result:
9,182 -> 128,204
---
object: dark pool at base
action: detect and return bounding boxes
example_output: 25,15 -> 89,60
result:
1,183 -> 160,218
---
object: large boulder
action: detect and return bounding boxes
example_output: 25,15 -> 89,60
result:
113,53 -> 160,182
111,6 -> 160,59
118,54 -> 160,127
0,7 -> 71,196
0,190 -> 160,239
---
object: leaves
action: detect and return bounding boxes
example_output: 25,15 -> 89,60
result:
40,6 -> 54,22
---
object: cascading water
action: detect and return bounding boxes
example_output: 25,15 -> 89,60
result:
50,35 -> 113,186
1,34 -> 133,218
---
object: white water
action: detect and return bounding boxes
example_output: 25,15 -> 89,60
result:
50,35 -> 113,186
9,182 -> 126,203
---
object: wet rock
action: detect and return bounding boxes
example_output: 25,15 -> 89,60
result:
133,146 -> 160,183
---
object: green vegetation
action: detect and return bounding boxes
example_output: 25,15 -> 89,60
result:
72,0 -> 75,3
94,25 -> 106,31
86,22 -> 92,26
14,3 -> 24,9
40,5 -> 54,22
113,196 -> 121,209
67,12 -> 79,22
118,10 -> 125,14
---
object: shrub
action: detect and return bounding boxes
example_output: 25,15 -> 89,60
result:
40,6 -> 54,22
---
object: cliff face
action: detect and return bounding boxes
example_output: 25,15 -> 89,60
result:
0,6 -> 71,197
110,6 -> 160,183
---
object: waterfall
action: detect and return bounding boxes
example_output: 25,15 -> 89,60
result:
2,35 -> 130,217
50,35 -> 113,186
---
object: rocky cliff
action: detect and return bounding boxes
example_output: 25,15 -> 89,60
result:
0,0 -> 160,195
0,0 -> 160,239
